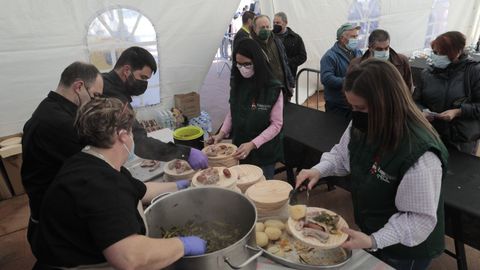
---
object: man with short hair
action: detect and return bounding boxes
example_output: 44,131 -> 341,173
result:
102,46 -> 208,167
22,61 -> 104,245
233,11 -> 255,50
251,15 -> 295,100
349,29 -> 413,91
273,12 -> 307,78
320,23 -> 362,118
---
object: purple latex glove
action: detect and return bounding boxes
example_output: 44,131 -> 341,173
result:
175,179 -> 190,190
187,148 -> 208,170
179,236 -> 207,256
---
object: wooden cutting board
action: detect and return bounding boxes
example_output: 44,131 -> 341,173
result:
191,167 -> 238,189
245,180 -> 292,208
231,164 -> 264,191
0,137 -> 21,148
287,207 -> 349,250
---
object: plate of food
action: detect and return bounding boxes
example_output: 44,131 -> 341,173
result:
163,159 -> 195,181
191,167 -> 238,189
256,217 -> 351,269
202,143 -> 237,159
287,206 -> 349,250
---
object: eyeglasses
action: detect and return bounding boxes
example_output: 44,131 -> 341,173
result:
236,62 -> 253,69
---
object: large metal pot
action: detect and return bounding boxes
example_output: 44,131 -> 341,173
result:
145,187 -> 262,270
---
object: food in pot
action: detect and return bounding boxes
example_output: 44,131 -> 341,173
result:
265,227 -> 282,241
196,167 -> 220,185
256,231 -> 269,247
167,159 -> 192,174
159,220 -> 241,253
205,144 -> 235,157
255,222 -> 265,232
264,219 -> 285,230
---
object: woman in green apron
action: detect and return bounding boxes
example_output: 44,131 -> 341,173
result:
32,98 -> 205,269
296,59 -> 448,270
209,38 -> 285,179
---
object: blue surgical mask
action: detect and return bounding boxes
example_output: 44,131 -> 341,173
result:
123,134 -> 136,162
346,38 -> 359,50
431,54 -> 451,69
373,49 -> 389,61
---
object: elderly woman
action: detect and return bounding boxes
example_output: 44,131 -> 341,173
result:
414,31 -> 480,154
297,59 -> 448,270
32,98 -> 205,269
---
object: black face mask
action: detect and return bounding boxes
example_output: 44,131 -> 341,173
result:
352,111 -> 368,133
273,24 -> 282,34
126,73 -> 148,96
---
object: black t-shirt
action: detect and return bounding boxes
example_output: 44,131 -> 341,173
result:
34,152 -> 147,267
21,91 -> 83,220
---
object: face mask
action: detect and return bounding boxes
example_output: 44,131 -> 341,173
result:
126,73 -> 148,96
122,134 -> 136,162
431,54 -> 451,69
352,111 -> 368,133
373,49 -> 390,61
346,38 -> 359,50
272,24 -> 282,34
258,28 -> 271,41
238,65 -> 254,78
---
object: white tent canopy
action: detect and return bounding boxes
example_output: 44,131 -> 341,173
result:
1,0 -> 480,136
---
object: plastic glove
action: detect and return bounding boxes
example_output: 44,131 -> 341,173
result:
179,236 -> 207,256
187,148 -> 208,170
175,180 -> 190,190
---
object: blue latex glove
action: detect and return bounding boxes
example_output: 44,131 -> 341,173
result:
187,148 -> 208,170
175,180 -> 190,190
179,236 -> 207,256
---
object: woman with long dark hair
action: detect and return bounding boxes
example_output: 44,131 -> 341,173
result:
209,38 -> 284,179
297,59 -> 448,270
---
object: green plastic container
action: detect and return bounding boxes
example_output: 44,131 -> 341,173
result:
173,126 -> 204,150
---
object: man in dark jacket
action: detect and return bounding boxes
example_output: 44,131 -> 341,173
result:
273,12 -> 307,78
22,62 -> 104,246
233,11 -> 255,50
102,47 -> 208,168
251,15 -> 295,101
348,29 -> 413,91
320,23 -> 362,119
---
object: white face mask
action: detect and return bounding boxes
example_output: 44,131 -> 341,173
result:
238,65 -> 254,78
373,49 -> 389,61
431,54 -> 451,69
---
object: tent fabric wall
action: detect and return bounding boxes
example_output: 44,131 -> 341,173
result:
0,0 -> 240,137
1,0 -> 480,136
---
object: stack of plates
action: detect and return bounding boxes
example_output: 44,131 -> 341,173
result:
202,143 -> 239,168
245,180 -> 293,216
230,164 -> 265,193
163,159 -> 196,182
191,167 -> 238,190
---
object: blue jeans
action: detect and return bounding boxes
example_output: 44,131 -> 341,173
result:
261,164 -> 275,180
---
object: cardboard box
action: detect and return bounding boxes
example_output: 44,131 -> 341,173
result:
174,92 -> 201,119
0,134 -> 25,196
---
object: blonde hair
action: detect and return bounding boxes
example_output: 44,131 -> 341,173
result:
74,98 -> 135,148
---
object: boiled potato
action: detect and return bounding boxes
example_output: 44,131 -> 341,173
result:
289,204 -> 307,220
255,222 -> 265,232
265,227 -> 282,241
267,245 -> 285,258
264,219 -> 285,230
256,232 -> 269,247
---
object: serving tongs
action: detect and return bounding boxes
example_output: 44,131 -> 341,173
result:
289,180 -> 310,206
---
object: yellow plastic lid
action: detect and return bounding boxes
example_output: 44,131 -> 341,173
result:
173,126 -> 204,141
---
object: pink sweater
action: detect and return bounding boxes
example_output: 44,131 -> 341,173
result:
220,94 -> 283,148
